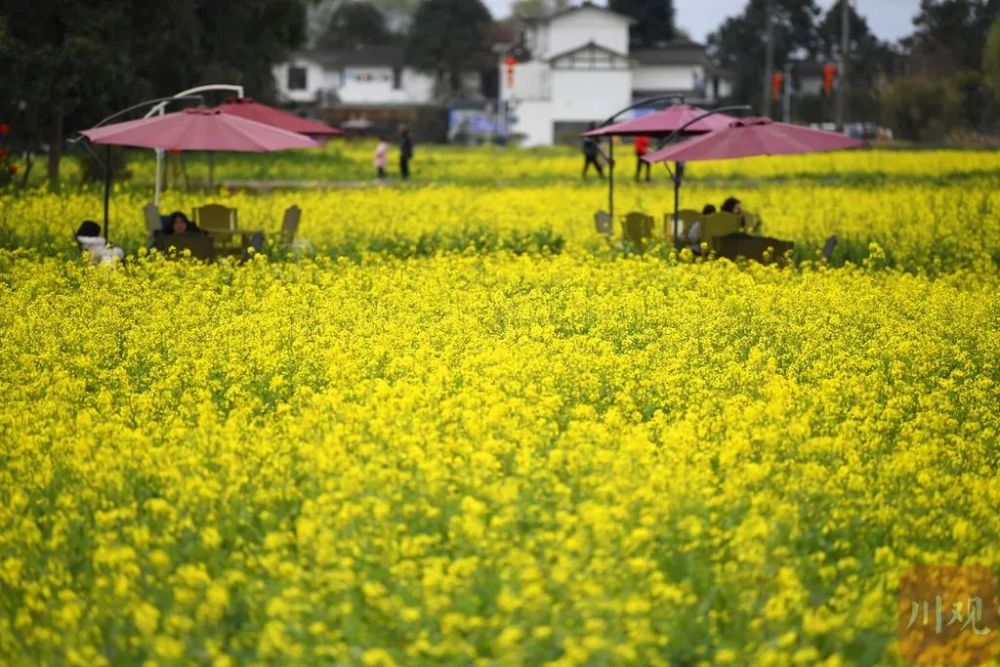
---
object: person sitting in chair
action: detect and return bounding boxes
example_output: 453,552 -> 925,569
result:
76,220 -> 124,265
163,211 -> 200,235
686,204 -> 717,255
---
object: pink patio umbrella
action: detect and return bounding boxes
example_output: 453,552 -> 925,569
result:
81,107 -> 320,152
216,97 -> 341,137
583,104 -> 743,223
583,104 -> 738,137
642,117 -> 865,232
80,108 -> 318,237
643,117 -> 864,163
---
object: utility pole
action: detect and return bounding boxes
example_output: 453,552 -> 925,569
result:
835,0 -> 850,131
783,62 -> 792,122
763,0 -> 775,118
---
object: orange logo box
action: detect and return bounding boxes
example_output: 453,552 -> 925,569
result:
899,565 -> 998,665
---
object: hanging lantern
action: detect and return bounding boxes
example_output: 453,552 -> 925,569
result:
771,72 -> 785,102
823,64 -> 837,96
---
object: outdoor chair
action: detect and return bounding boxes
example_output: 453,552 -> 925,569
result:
594,210 -> 613,237
143,203 -> 161,244
700,212 -> 744,251
822,235 -> 838,261
622,212 -> 654,248
193,204 -> 238,251
275,204 -> 312,257
280,205 -> 301,246
193,204 -> 237,232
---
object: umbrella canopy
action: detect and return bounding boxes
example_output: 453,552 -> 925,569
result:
584,104 -> 738,137
80,107 -> 319,152
216,97 -> 341,136
644,117 -> 864,163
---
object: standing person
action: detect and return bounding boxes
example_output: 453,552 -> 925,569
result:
582,122 -> 604,179
399,127 -> 414,180
373,135 -> 388,180
634,135 -> 651,182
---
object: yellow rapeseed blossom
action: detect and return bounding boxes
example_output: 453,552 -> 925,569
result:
0,148 -> 998,664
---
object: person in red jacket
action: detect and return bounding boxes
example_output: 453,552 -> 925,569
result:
634,135 -> 651,182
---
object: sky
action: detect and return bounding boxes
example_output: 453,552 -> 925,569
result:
483,0 -> 924,44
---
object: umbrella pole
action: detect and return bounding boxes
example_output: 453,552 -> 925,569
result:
673,161 -> 680,238
208,152 -> 215,189
154,149 -> 163,206
608,139 -> 614,221
103,145 -> 111,240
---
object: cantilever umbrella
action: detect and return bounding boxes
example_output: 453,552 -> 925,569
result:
643,117 -> 865,227
80,107 -> 319,237
216,97 -> 341,137
583,104 -> 741,221
583,104 -> 737,138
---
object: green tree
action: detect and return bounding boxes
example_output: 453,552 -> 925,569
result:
816,1 -> 897,122
881,74 -> 961,140
317,2 -> 397,49
406,0 -> 493,96
903,0 -> 1000,73
707,0 -> 822,111
510,0 -> 570,19
608,0 -> 675,46
983,18 -> 1000,96
0,0 -> 308,189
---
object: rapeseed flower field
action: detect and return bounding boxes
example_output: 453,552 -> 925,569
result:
1,146 -> 999,665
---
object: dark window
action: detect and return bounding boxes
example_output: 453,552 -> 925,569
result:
392,67 -> 403,90
287,66 -> 307,91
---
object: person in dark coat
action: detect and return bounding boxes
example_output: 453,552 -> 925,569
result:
162,211 -> 200,235
399,127 -> 414,179
582,122 -> 604,179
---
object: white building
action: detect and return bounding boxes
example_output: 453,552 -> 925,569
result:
502,2 -> 733,145
273,46 -> 436,108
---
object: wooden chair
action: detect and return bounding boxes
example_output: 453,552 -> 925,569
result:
700,212 -> 744,251
193,204 -> 238,251
193,204 -> 236,231
621,212 -> 654,248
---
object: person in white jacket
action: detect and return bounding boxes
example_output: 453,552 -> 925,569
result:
75,220 -> 124,265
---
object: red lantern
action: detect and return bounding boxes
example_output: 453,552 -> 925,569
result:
504,55 -> 516,88
822,64 -> 837,96
0,123 -> 9,136
771,72 -> 785,102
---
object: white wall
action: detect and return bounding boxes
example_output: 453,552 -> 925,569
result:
510,99 -> 553,146
403,70 -> 436,103
548,7 -> 629,58
337,67 -> 435,105
550,69 -> 631,122
505,61 -> 551,101
273,57 -> 336,103
632,64 -> 705,92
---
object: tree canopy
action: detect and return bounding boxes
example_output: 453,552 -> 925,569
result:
317,2 -> 398,50
0,0 -> 308,187
406,0 -> 493,95
707,0 -> 822,112
608,0 -> 675,46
